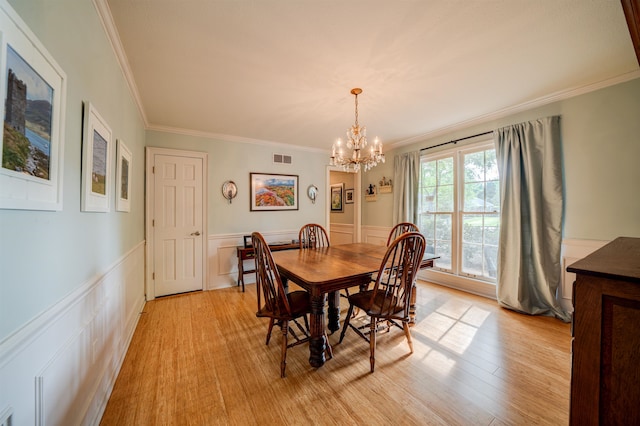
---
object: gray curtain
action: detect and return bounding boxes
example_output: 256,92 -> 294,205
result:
494,116 -> 570,321
392,151 -> 420,225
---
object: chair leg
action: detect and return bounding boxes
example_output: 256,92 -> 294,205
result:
339,304 -> 355,343
266,318 -> 274,345
324,332 -> 334,360
280,320 -> 289,378
370,317 -> 377,373
403,320 -> 414,354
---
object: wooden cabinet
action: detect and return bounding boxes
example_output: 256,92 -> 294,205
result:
567,237 -> 640,425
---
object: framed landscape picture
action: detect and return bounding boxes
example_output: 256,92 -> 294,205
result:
330,183 -> 343,212
0,1 -> 67,210
115,139 -> 131,212
81,102 -> 112,212
250,172 -> 298,211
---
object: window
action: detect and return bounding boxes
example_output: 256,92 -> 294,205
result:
418,142 -> 500,282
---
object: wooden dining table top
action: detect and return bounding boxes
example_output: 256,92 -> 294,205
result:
271,242 -> 437,294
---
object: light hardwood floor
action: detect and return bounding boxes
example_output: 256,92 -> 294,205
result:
100,281 -> 571,425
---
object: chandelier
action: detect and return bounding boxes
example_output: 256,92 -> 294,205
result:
330,88 -> 384,172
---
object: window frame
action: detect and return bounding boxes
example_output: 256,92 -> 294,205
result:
419,139 -> 498,284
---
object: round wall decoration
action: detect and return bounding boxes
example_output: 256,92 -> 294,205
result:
307,184 -> 318,204
222,180 -> 237,204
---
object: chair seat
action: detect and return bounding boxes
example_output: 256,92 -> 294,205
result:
257,290 -> 311,319
348,290 -> 405,318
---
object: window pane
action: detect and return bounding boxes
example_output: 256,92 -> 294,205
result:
486,180 -> 500,212
421,187 -> 436,211
484,214 -> 500,246
435,240 -> 451,270
435,214 -> 451,240
484,245 -> 498,279
438,158 -> 454,185
462,243 -> 483,276
422,161 -> 437,187
437,184 -> 454,212
486,149 -> 499,181
462,214 -> 483,244
463,182 -> 485,212
464,151 -> 485,182
418,213 -> 435,239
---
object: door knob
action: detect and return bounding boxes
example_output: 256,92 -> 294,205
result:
191,231 -> 201,236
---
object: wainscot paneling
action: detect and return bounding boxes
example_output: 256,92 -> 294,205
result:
361,225 -> 391,246
329,223 -> 355,245
207,230 -> 298,290
0,241 -> 146,426
561,238 -> 609,312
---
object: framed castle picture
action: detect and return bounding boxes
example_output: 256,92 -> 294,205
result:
0,1 -> 67,210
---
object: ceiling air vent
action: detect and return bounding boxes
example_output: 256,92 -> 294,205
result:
273,153 -> 292,164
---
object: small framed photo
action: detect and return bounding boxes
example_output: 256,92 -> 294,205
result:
345,188 -> 354,204
243,235 -> 252,248
330,183 -> 344,212
115,139 -> 132,212
81,102 -> 112,212
0,2 -> 67,210
250,172 -> 298,211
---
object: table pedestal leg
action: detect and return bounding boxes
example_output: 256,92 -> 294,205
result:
309,293 -> 327,368
327,291 -> 340,333
409,284 -> 417,326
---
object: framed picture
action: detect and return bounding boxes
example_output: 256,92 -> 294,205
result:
81,102 -> 112,212
115,139 -> 132,212
250,172 -> 298,211
330,183 -> 344,212
345,188 -> 354,204
0,2 -> 67,210
243,235 -> 252,248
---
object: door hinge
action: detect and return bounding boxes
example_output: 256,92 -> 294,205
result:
152,219 -> 155,226
152,166 -> 155,173
152,272 -> 155,280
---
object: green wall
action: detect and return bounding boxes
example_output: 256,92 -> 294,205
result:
1,0 -> 638,343
146,130 -> 327,234
365,77 -> 640,241
0,0 -> 146,340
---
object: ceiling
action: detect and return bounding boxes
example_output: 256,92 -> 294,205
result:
102,0 -> 639,152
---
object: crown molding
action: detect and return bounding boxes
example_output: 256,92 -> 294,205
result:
391,70 -> 640,149
146,124 -> 327,154
92,0 -> 148,127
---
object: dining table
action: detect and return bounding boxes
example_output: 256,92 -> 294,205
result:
271,242 -> 437,368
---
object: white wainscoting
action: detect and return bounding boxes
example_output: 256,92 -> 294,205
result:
329,223 -> 355,245
0,241 -> 145,426
361,225 -> 391,246
560,238 -> 609,312
207,230 -> 299,290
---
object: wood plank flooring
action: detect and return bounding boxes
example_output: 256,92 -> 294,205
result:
100,281 -> 571,425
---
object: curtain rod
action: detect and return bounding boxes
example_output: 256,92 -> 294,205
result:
419,130 -> 493,151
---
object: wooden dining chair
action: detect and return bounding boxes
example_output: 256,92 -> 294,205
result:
298,223 -> 330,249
252,232 -> 332,377
339,231 -> 426,372
387,222 -> 420,246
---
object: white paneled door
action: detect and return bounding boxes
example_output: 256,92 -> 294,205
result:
148,149 -> 207,298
